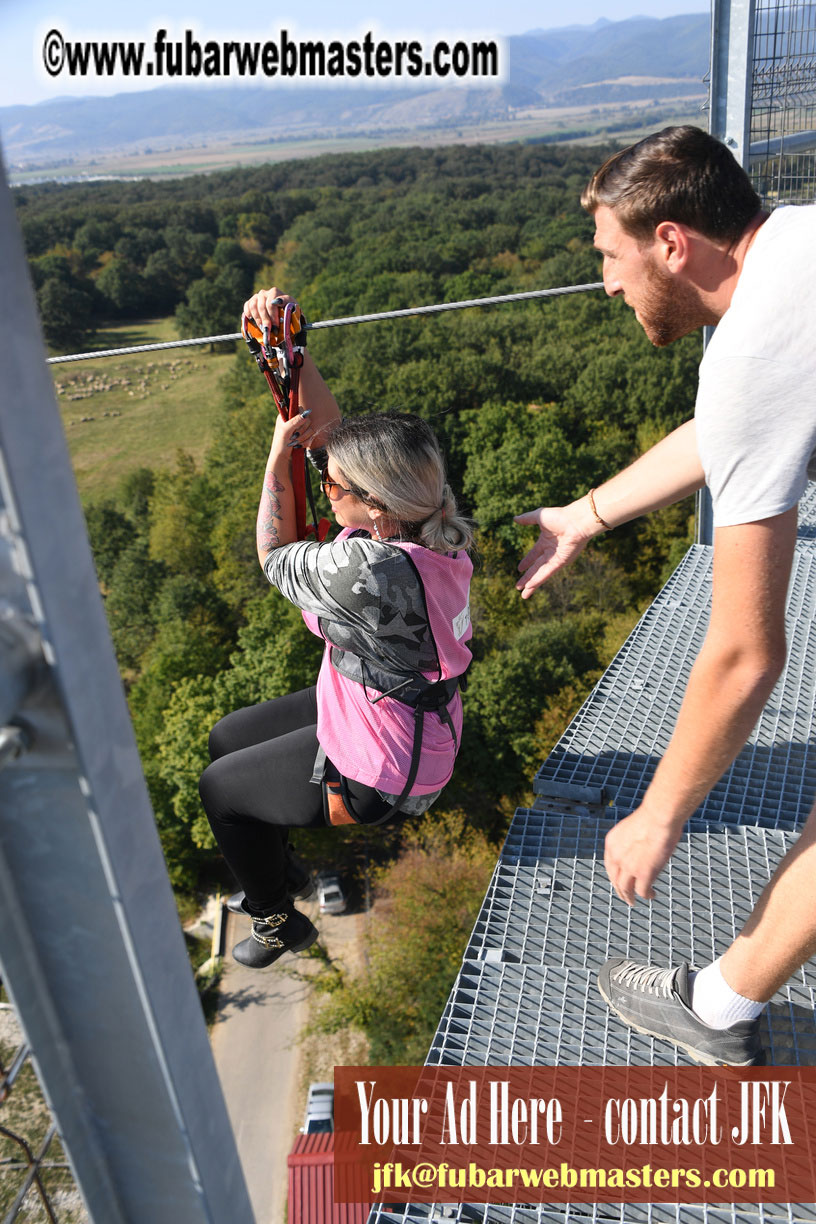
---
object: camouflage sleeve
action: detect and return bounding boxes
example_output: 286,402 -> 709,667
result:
264,535 -> 437,674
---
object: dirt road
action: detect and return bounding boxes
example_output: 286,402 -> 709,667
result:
210,910 -> 311,1224
210,899 -> 366,1224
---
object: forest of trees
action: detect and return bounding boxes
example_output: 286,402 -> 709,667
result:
15,141 -> 700,1057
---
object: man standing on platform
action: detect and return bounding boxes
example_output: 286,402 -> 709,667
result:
516,125 -> 816,1066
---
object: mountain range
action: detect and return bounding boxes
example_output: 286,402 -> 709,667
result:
1,14 -> 709,170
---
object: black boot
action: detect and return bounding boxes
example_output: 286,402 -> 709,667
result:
284,849 -> 316,900
231,904 -> 318,969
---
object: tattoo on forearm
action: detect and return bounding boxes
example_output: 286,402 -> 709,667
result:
258,470 -> 286,551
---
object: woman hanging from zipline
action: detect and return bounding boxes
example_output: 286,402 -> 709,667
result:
198,288 -> 475,968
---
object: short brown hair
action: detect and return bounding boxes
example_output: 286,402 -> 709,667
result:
582,126 -> 761,244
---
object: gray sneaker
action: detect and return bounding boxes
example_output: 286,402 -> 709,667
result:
597,958 -> 765,1066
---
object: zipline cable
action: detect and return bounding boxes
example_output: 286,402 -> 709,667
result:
46,281 -> 605,365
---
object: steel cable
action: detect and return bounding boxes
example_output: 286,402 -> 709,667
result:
47,281 -> 604,365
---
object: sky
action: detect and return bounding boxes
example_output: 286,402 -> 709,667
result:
2,0 -> 709,109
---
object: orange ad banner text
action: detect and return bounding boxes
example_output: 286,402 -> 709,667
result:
334,1065 -> 816,1205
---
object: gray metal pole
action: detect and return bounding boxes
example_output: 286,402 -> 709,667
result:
710,0 -> 756,161
699,0 -> 757,545
0,151 -> 254,1223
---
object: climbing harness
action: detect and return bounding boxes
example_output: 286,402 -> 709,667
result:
322,671 -> 467,827
241,300 -> 328,542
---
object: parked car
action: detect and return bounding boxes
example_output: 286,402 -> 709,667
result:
301,1081 -> 334,1134
316,873 -> 347,915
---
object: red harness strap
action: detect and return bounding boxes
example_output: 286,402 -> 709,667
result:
242,301 -> 329,542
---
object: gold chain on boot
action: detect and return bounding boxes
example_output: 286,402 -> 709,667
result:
250,912 -> 287,950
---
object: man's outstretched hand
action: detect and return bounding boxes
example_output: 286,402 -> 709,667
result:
514,504 -> 594,599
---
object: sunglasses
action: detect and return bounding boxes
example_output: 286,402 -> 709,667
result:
320,466 -> 380,507
320,471 -> 356,501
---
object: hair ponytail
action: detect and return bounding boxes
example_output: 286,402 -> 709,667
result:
419,483 -> 473,553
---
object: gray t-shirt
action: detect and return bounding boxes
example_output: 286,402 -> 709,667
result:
695,205 -> 816,527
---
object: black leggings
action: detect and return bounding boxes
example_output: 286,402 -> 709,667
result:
199,687 -> 389,913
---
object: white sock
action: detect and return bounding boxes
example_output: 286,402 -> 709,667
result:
689,958 -> 766,1029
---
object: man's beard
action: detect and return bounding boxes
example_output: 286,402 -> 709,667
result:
635,258 -> 707,347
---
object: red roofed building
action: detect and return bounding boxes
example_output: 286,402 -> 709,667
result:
288,1132 -> 371,1224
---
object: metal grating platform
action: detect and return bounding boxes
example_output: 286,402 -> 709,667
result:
796,482 -> 816,536
367,815 -> 816,1224
426,963 -> 816,1069
444,814 -> 816,1059
464,814 -> 813,988
366,1200 -> 816,1222
393,952 -> 816,1224
534,543 -> 816,829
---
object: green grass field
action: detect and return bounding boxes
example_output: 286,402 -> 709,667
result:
51,318 -> 236,501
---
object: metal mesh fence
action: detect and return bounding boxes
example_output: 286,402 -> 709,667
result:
0,997 -> 87,1224
750,0 -> 816,205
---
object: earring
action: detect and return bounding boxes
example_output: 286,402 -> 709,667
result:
372,518 -> 383,541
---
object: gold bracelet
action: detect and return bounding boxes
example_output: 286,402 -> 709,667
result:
588,488 -> 611,531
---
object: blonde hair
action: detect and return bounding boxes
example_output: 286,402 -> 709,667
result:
325,412 -> 474,554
